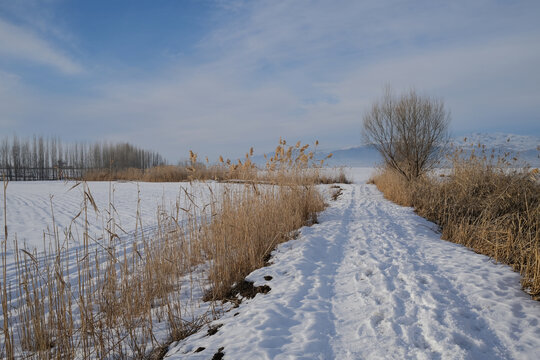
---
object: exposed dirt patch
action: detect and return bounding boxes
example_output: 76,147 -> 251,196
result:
207,324 -> 223,336
212,347 -> 225,360
306,213 -> 319,225
264,275 -> 273,281
330,185 -> 344,201
146,344 -> 169,360
204,279 -> 272,303
226,280 -> 271,300
194,347 -> 205,353
263,252 -> 273,266
146,317 -> 207,359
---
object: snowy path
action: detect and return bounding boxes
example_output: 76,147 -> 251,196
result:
166,182 -> 540,359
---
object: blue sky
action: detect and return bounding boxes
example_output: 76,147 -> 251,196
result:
0,0 -> 539,161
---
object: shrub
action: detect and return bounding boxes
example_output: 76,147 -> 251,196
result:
362,87 -> 450,181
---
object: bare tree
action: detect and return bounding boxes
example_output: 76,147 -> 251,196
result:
362,88 -> 450,181
11,135 -> 20,180
38,136 -> 45,179
0,134 -> 166,180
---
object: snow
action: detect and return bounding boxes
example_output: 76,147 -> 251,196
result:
165,167 -> 540,359
449,133 -> 540,167
0,180 -> 221,254
452,132 -> 539,153
2,169 -> 540,359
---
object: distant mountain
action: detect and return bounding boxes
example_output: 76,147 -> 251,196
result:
315,145 -> 381,167
252,133 -> 539,168
451,133 -> 540,153
253,133 -> 540,167
251,145 -> 381,167
450,133 -> 540,167
323,133 -> 539,167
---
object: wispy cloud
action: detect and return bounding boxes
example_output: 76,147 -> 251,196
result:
317,34 -> 540,131
0,0 -> 538,161
0,18 -> 82,74
93,0 -> 539,157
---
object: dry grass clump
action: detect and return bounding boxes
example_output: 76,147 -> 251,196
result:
199,140 -> 329,301
254,139 -> 347,185
82,165 -> 229,182
371,147 -> 540,298
368,168 -> 413,206
80,150 -> 252,183
4,182 -> 208,359
83,167 -> 145,181
202,183 -> 325,300
317,168 -> 352,185
141,165 -> 189,182
1,182 -> 214,359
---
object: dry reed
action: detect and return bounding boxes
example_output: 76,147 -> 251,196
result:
370,145 -> 540,299
202,183 -> 324,300
80,140 -> 349,185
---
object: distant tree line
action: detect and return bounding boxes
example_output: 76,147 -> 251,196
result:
0,135 -> 166,181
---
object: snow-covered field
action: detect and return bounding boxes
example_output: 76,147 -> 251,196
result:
1,180 -> 222,254
2,168 -> 540,359
0,179 -> 228,358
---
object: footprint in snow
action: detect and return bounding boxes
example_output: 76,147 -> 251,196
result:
365,269 -> 374,277
370,312 -> 384,328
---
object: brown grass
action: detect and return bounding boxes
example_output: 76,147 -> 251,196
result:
317,168 -> 352,185
81,164 -> 229,182
0,139 -> 336,358
202,183 -> 324,300
370,149 -> 540,299
367,168 -> 413,206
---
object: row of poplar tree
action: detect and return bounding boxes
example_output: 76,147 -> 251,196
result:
0,135 -> 166,181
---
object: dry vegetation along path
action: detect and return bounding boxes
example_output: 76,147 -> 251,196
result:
165,180 -> 540,359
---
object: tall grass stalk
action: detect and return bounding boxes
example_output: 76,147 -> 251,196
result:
2,177 -> 14,358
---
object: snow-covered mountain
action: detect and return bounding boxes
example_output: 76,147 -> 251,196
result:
451,133 -> 540,153
315,133 -> 539,167
252,133 -> 539,168
250,145 -> 381,168
315,145 -> 382,167
449,133 -> 539,167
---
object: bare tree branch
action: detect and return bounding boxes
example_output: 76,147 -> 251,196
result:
362,88 -> 450,181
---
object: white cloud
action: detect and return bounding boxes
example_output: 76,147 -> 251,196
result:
0,18 -> 82,74
320,34 -> 540,133
0,0 -> 539,161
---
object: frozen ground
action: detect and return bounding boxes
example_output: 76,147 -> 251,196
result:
165,167 -> 540,360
